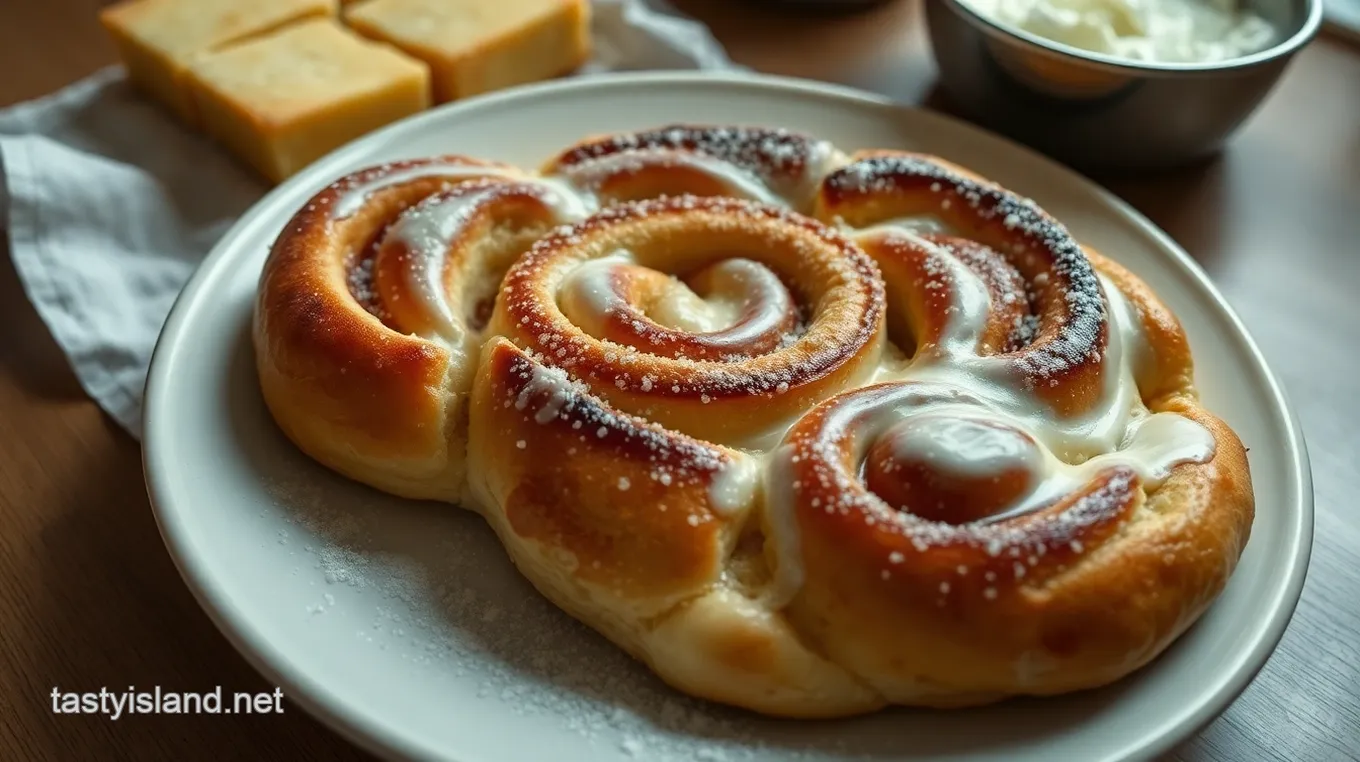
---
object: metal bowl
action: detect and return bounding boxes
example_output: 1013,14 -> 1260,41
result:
924,0 -> 1324,171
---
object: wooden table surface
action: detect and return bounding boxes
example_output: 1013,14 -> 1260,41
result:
1,1 -> 1356,760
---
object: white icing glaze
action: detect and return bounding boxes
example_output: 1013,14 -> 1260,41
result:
513,362 -> 583,426
764,445 -> 806,603
556,251 -> 638,338
761,223 -> 1216,604
558,255 -> 794,348
383,179 -> 590,339
782,141 -> 847,207
656,259 -> 789,336
765,383 -> 987,605
985,408 -> 1214,522
647,280 -> 743,335
861,214 -> 952,236
883,414 -> 1044,479
871,245 -> 1152,465
709,453 -> 760,516
551,149 -> 789,207
1082,409 -> 1215,487
332,161 -> 549,220
898,256 -> 1211,474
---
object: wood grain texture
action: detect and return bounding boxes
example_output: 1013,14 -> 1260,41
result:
0,0 -> 1356,759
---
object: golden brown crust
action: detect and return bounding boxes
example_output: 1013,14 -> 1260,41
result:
858,233 -> 1030,356
467,338 -> 746,611
777,376 -> 1252,705
254,185 -> 455,501
817,150 -> 1111,417
776,150 -> 1254,704
253,157 -> 548,501
467,339 -> 883,716
253,126 -> 1255,718
488,195 -> 886,445
1088,248 -> 1197,400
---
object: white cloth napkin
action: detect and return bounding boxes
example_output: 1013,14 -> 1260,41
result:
0,0 -> 737,438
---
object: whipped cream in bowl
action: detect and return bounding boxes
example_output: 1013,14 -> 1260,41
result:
958,0 -> 1279,64
925,0 -> 1323,169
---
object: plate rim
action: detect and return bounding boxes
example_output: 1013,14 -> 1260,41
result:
141,70 -> 1315,762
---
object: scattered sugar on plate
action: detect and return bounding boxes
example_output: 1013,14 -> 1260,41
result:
262,470 -> 858,761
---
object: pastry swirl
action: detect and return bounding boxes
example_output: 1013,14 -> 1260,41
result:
254,157 -> 587,501
489,195 -> 885,444
542,125 -> 840,208
254,126 -> 1253,717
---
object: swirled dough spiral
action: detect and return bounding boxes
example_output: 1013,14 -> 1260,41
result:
254,127 -> 1253,717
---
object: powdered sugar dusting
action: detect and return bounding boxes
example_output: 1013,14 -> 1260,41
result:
499,195 -> 884,409
376,179 -> 589,338
500,347 -> 751,501
549,125 -> 843,209
345,245 -> 388,322
825,154 -> 1106,383
258,466 -> 852,761
328,159 -> 525,220
766,381 -> 1145,607
558,255 -> 800,362
265,126 -> 1221,719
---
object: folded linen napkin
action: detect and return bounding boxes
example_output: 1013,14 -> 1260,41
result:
0,0 -> 738,438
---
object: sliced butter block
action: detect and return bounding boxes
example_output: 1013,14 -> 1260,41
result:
99,0 -> 337,126
187,19 -> 431,184
345,0 -> 590,103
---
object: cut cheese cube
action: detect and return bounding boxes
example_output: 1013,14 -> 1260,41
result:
187,19 -> 430,184
345,0 -> 590,103
100,0 -> 337,125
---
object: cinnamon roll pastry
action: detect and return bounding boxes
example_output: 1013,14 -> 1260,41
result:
253,156 -> 589,501
769,151 -> 1253,704
540,125 -> 842,209
253,126 -> 1253,717
486,195 -> 885,445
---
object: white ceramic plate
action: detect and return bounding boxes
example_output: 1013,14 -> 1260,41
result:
143,72 -> 1313,762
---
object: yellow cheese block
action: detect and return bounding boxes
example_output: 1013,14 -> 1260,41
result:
187,19 -> 431,184
99,0 -> 337,126
345,0 -> 591,103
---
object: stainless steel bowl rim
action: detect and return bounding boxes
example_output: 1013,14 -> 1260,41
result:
939,0 -> 1324,75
